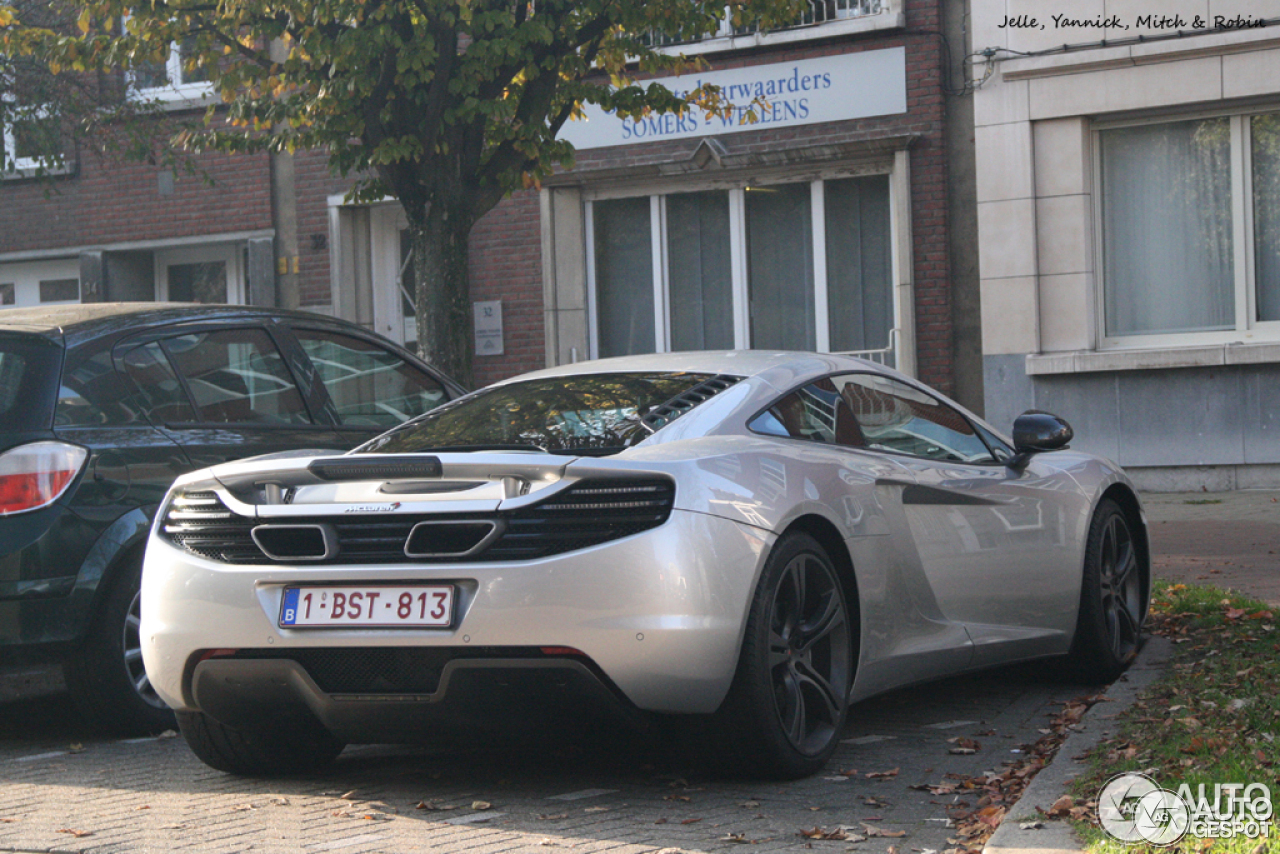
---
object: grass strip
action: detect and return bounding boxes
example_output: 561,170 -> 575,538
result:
1064,581 -> 1280,854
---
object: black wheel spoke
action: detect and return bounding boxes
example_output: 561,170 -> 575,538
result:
768,629 -> 791,670
788,557 -> 807,621
799,591 -> 844,651
777,668 -> 805,743
794,660 -> 843,724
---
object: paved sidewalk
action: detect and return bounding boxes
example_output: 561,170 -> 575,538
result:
1142,489 -> 1280,605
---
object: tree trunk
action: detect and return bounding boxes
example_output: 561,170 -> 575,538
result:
409,205 -> 474,388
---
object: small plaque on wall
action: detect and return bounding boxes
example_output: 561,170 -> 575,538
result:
474,300 -> 504,356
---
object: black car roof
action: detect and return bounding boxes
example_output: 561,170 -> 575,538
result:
0,303 -> 384,352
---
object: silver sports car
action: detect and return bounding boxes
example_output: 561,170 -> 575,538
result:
141,351 -> 1149,779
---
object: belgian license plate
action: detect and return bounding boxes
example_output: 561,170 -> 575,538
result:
280,585 -> 454,628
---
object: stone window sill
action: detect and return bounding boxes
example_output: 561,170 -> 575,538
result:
1026,342 -> 1280,375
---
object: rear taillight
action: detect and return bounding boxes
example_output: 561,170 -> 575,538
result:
0,441 -> 88,515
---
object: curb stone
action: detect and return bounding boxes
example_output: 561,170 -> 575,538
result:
984,637 -> 1174,854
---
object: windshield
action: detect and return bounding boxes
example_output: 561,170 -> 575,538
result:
358,372 -> 718,456
0,333 -> 61,434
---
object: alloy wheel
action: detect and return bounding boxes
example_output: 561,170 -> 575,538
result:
123,590 -> 168,710
767,552 -> 851,755
1098,513 -> 1142,661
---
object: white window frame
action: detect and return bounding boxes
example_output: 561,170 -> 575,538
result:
1094,107 -> 1280,350
0,98 -> 67,178
583,166 -> 908,365
123,16 -> 215,105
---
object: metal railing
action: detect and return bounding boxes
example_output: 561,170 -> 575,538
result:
642,0 -> 887,47
831,327 -> 898,368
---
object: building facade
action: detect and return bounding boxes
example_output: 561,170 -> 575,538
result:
973,2 -> 1280,489
1,0 -> 979,404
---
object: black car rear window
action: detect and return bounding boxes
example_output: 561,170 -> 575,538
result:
0,333 -> 61,432
359,372 -> 729,456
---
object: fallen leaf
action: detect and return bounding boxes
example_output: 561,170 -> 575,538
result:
680,818 -> 702,825
663,794 -> 691,802
865,768 -> 900,779
339,790 -> 358,800
57,829 -> 93,838
740,801 -> 761,808
536,813 -> 569,820
471,801 -> 492,811
415,800 -> 457,811
1047,796 -> 1074,817
721,831 -> 751,843
862,824 -> 908,838
800,826 -> 847,840
539,839 -> 558,847
583,806 -> 610,813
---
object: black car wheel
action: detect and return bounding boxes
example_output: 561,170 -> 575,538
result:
177,711 -> 345,776
716,532 -> 853,779
1065,498 -> 1146,683
64,555 -> 177,736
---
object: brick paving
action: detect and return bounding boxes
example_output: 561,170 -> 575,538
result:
0,665 -> 1087,854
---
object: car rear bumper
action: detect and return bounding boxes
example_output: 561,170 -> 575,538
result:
189,652 -> 649,743
142,509 -> 773,718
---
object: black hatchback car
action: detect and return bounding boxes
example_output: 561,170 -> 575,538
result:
0,303 -> 463,734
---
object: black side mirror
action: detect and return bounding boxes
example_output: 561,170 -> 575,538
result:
1008,410 -> 1073,470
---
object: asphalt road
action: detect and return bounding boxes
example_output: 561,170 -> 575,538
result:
0,661 -> 1096,854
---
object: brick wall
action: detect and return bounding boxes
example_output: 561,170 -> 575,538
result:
468,190 -> 545,389
0,111 -> 272,254
292,150 -> 349,309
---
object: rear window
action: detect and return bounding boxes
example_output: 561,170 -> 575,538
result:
360,372 -> 725,456
0,334 -> 61,432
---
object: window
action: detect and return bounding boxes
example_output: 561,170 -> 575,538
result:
1099,111 -> 1280,344
160,329 -> 310,425
56,346 -> 143,427
752,373 -> 997,463
120,342 -> 199,425
749,377 -> 864,447
587,174 -> 895,359
837,373 -> 994,462
294,330 -> 446,428
39,278 -> 79,303
156,244 -> 244,304
127,30 -> 212,101
1,102 -> 62,175
361,372 -> 717,456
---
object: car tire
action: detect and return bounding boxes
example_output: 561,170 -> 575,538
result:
63,554 -> 178,736
1063,498 -> 1146,683
177,711 -> 346,776
714,532 -> 853,779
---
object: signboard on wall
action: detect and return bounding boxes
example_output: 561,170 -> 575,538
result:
474,300 -> 504,356
557,47 -> 907,151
